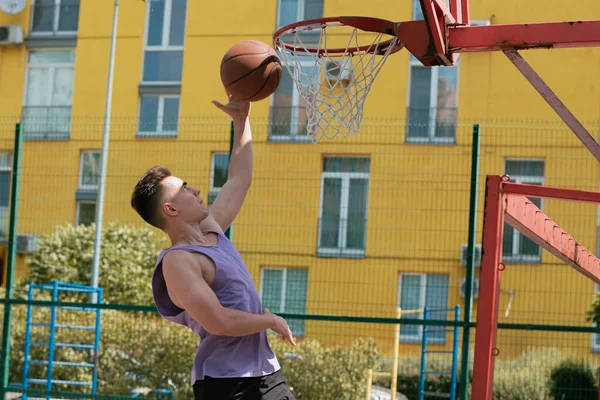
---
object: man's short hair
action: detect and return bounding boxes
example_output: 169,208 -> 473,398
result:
131,166 -> 171,229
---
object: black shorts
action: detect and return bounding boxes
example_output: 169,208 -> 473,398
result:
193,369 -> 296,400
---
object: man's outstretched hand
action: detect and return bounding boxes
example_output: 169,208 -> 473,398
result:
264,307 -> 296,346
212,93 -> 251,120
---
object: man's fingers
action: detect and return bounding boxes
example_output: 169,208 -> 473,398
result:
211,100 -> 225,110
287,329 -> 296,346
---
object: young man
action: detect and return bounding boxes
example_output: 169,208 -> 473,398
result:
131,95 -> 296,400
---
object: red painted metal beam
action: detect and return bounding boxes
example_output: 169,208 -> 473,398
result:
503,49 -> 600,163
502,181 -> 600,203
504,194 -> 600,284
472,175 -> 506,400
448,20 -> 600,53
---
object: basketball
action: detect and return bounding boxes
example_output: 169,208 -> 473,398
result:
220,40 -> 282,102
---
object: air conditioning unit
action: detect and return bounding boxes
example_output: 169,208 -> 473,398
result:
0,25 -> 23,46
460,243 -> 482,266
324,59 -> 353,81
17,234 -> 39,254
460,277 -> 480,299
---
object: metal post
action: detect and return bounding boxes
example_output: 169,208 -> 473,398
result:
0,123 -> 24,400
390,308 -> 401,400
90,0 -> 120,302
458,124 -> 481,400
472,175 -> 506,400
224,121 -> 234,240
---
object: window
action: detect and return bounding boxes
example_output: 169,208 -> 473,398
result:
593,284 -> 600,352
406,0 -> 458,144
406,57 -> 458,143
502,160 -> 544,263
138,96 -> 180,136
398,273 -> 450,343
23,50 -> 75,140
260,267 -> 308,337
31,0 -> 80,35
317,157 -> 370,257
142,0 -> 187,83
79,151 -> 100,190
276,0 -> 323,28
208,152 -> 229,204
269,58 -> 313,140
76,202 -> 96,226
76,151 -> 100,226
0,153 -> 12,239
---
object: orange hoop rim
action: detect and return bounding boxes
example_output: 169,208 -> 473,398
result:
273,16 -> 401,56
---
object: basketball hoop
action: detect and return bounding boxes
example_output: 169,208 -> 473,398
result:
273,17 -> 403,142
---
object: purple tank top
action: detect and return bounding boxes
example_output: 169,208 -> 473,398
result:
151,230 -> 280,383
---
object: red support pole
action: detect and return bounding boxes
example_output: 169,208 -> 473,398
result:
502,49 -> 600,163
472,175 -> 506,400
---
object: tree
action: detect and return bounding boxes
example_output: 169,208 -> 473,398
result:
25,221 -> 166,305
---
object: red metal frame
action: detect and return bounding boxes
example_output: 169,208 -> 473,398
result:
472,175 -> 600,400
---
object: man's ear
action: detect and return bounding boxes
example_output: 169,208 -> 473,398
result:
163,203 -> 178,217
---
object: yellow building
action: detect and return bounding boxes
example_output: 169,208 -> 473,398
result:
0,0 -> 598,363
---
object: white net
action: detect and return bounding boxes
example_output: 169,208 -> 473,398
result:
275,20 -> 400,142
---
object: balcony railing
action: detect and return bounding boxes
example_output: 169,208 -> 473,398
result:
269,106 -> 309,138
31,0 -> 80,34
317,216 -> 366,257
22,106 -> 72,140
406,107 -> 458,143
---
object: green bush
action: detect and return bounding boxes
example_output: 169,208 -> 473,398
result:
373,353 -> 456,399
2,302 -> 197,399
269,335 -> 380,400
491,347 -> 562,400
25,221 -> 165,305
549,359 -> 598,400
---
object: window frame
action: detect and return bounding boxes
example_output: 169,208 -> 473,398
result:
503,159 -> 545,263
592,283 -> 600,352
22,49 -> 75,140
276,0 -> 323,28
0,152 -> 12,239
269,57 -> 314,141
78,150 -> 100,191
209,152 -> 229,193
397,273 -> 449,344
76,200 -> 96,226
141,0 -> 186,85
30,0 -> 80,36
137,94 -> 180,137
259,266 -> 308,338
317,161 -> 370,257
24,49 -> 75,107
406,58 -> 459,144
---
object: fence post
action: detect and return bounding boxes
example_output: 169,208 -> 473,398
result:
458,124 -> 481,400
0,123 -> 24,400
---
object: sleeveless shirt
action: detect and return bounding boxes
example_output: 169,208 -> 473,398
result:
151,230 -> 280,383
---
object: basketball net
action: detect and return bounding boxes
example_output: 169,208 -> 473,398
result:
274,19 -> 401,142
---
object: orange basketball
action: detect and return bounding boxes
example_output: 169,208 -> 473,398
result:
220,40 -> 282,102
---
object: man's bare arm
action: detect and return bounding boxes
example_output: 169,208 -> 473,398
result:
162,250 -> 295,344
208,97 -> 252,232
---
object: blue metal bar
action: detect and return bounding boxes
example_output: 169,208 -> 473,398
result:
418,307 -> 429,400
29,360 -> 95,368
30,342 -> 95,350
450,306 -> 460,400
28,379 -> 93,387
92,288 -> 102,394
45,281 -> 59,399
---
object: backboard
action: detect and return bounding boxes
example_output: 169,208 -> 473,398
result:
406,0 -> 469,66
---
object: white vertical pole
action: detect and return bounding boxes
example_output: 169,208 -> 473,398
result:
90,0 -> 119,302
